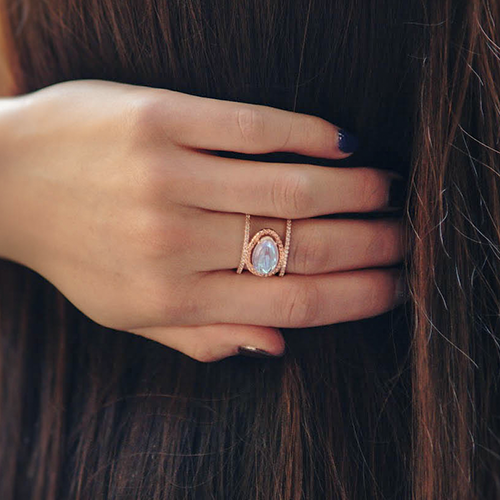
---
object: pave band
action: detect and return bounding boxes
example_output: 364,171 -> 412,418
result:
236,214 -> 292,277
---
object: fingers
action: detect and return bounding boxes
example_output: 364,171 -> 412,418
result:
155,89 -> 357,158
168,151 -> 403,218
128,323 -> 285,363
192,267 -> 406,329
193,212 -> 405,274
283,219 -> 405,274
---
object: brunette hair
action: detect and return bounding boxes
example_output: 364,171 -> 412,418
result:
1,0 -> 499,498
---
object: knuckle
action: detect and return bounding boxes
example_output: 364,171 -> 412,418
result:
272,172 -> 313,217
279,281 -> 320,327
236,106 -> 265,147
125,94 -> 164,144
136,211 -> 192,260
150,281 -> 198,326
131,150 -> 187,206
293,226 -> 329,273
151,289 -> 185,325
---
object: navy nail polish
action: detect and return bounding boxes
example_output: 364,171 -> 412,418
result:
238,346 -> 283,359
338,129 -> 359,153
388,178 -> 408,208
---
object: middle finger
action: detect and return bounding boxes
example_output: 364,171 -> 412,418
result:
191,210 -> 405,275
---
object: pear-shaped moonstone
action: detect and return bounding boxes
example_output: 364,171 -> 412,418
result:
251,236 -> 279,275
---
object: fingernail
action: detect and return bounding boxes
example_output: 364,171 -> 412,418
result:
237,346 -> 284,359
394,270 -> 410,304
388,177 -> 408,209
338,129 -> 359,154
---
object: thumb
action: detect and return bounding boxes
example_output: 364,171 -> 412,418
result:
127,324 -> 286,362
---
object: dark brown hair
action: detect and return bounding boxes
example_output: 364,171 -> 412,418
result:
0,0 -> 499,498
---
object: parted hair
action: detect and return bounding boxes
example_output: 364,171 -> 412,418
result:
0,0 -> 500,498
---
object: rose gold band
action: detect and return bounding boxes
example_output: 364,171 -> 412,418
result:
236,214 -> 292,277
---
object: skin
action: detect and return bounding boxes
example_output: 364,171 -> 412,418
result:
0,79 -> 407,362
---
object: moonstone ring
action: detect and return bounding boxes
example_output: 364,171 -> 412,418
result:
236,214 -> 292,277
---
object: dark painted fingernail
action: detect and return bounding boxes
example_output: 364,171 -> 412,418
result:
238,346 -> 283,359
388,177 -> 408,208
338,129 -> 359,153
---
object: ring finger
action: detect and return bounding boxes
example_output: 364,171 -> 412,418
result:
191,209 -> 405,275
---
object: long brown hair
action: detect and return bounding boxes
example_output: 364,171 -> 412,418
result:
0,0 -> 499,498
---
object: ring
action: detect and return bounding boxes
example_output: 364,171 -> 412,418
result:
236,214 -> 292,277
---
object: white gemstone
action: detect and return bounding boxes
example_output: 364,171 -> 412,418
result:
251,236 -> 279,275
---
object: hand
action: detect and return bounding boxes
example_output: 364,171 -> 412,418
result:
0,80 -> 407,362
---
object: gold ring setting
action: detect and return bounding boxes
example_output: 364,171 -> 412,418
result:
236,214 -> 292,277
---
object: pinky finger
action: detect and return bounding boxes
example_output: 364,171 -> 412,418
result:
127,323 -> 286,363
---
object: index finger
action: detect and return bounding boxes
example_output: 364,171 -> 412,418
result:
157,90 -> 359,158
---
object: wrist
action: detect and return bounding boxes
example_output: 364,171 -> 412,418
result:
0,94 -> 41,268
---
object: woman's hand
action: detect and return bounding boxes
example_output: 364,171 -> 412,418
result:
0,80 -> 407,362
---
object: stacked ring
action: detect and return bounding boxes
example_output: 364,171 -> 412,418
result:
236,214 -> 292,277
